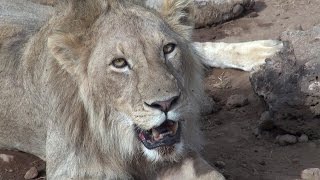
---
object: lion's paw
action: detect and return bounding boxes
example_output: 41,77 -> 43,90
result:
239,40 -> 284,71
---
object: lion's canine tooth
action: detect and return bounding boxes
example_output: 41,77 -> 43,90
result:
172,123 -> 178,135
152,128 -> 160,139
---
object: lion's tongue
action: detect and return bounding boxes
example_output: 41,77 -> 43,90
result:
152,128 -> 171,141
137,120 -> 180,149
152,121 -> 178,141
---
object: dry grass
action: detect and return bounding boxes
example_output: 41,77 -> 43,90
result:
211,71 -> 231,89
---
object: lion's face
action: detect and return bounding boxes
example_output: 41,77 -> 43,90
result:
87,9 -> 200,161
48,2 -> 202,163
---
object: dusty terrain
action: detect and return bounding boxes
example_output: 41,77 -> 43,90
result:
195,0 -> 320,179
0,0 -> 320,179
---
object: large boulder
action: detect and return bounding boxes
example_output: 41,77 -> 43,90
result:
250,26 -> 320,139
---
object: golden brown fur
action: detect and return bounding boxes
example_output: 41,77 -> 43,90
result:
0,0 -> 225,179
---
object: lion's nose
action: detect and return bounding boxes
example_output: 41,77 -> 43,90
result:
145,95 -> 180,112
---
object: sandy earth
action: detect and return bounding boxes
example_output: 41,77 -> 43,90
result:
1,0 -> 320,179
195,0 -> 320,179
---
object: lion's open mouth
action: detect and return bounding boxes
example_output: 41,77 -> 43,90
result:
135,120 -> 181,150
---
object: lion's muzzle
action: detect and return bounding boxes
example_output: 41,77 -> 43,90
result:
135,120 -> 181,149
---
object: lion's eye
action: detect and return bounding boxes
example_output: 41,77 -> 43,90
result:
111,58 -> 128,69
163,43 -> 176,54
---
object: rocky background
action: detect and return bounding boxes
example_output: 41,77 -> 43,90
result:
251,26 -> 320,139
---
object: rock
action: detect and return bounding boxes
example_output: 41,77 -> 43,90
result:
258,161 -> 266,166
24,167 -> 38,180
226,94 -> 249,109
276,134 -> 297,146
259,119 -> 275,131
232,4 -> 244,16
247,11 -> 259,18
253,128 -> 260,136
0,154 -> 14,163
260,111 -> 271,122
292,158 -> 299,164
301,168 -> 320,180
214,161 -> 226,169
250,25 -> 320,139
6,169 -> 13,173
200,95 -> 221,115
193,0 -> 255,28
298,134 -> 309,143
30,0 -> 254,28
287,24 -> 303,31
258,111 -> 275,131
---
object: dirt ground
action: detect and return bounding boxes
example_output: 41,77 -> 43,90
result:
1,0 -> 320,179
195,0 -> 320,179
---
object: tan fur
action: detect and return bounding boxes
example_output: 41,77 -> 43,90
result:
0,0 -> 224,179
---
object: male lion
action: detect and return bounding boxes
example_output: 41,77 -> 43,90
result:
0,0 -> 281,179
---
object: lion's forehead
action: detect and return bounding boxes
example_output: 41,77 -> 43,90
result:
99,9 -> 174,42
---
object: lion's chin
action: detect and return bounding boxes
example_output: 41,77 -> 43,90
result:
142,142 -> 184,162
135,120 -> 183,161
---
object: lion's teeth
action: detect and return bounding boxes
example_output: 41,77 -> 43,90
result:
152,128 -> 160,139
162,132 -> 171,136
171,123 -> 178,135
139,132 -> 145,141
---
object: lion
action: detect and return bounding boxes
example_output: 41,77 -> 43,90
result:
0,0 -> 282,179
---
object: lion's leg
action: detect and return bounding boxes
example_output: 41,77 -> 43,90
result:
46,129 -> 132,180
193,0 -> 255,27
193,40 -> 283,71
158,155 -> 225,180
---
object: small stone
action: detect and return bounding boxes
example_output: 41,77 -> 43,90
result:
276,134 -> 297,146
199,95 -> 220,115
259,161 -> 266,166
214,161 -> 226,169
24,167 -> 38,180
287,24 -> 303,31
0,154 -> 14,163
260,111 -> 271,121
247,11 -> 259,18
298,134 -> 309,143
226,94 -> 249,109
259,120 -> 275,131
301,168 -> 320,180
259,111 -> 274,131
292,158 -> 299,164
253,128 -> 260,137
240,163 -> 247,168
232,4 -> 244,16
5,169 -> 13,173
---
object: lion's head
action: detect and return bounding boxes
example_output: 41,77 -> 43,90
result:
47,0 -> 203,164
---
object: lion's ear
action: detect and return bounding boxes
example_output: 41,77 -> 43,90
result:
160,0 -> 194,39
48,33 -> 85,75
